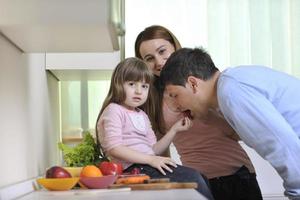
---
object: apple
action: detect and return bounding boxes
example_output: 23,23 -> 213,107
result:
130,167 -> 141,175
46,166 -> 72,178
98,161 -> 123,175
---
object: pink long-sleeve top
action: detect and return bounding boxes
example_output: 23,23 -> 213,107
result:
163,102 -> 255,179
97,103 -> 157,169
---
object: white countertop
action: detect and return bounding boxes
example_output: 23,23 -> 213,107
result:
16,188 -> 207,200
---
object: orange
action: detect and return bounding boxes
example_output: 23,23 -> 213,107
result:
80,165 -> 103,177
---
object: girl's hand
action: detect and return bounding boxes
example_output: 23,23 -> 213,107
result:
149,156 -> 177,175
170,117 -> 192,133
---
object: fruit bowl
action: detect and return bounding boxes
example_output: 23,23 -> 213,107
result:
79,175 -> 118,189
63,167 -> 83,177
37,177 -> 79,191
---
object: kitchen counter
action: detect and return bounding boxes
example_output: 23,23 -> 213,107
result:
17,188 -> 207,200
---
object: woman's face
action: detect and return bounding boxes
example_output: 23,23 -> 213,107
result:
139,38 -> 175,76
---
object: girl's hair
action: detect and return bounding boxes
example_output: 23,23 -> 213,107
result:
99,57 -> 154,116
134,25 -> 181,135
95,57 -> 154,159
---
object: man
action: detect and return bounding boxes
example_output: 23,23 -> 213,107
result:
159,47 -> 300,200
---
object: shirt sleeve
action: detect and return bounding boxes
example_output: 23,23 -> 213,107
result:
100,104 -> 124,151
218,77 -> 300,194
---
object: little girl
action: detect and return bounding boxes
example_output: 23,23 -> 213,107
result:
95,57 -> 214,200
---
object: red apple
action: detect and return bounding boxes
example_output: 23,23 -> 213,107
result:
98,161 -> 123,175
46,166 -> 71,178
130,167 -> 141,175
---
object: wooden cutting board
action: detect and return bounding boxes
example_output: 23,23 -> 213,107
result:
109,182 -> 198,190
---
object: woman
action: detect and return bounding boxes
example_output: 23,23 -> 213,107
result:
134,25 -> 263,200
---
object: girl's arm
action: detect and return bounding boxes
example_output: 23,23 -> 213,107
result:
108,145 -> 177,175
153,117 -> 191,155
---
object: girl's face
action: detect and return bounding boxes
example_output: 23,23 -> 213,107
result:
139,38 -> 175,76
123,80 -> 150,110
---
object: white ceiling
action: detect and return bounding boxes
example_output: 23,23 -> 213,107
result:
0,0 -> 122,53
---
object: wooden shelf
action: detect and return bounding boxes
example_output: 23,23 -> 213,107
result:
62,136 -> 84,143
62,136 -> 97,144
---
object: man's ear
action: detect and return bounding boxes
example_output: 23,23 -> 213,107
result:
187,76 -> 198,93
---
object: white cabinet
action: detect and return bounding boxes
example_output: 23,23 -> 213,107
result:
46,52 -> 120,80
0,0 -> 123,53
0,0 -> 123,80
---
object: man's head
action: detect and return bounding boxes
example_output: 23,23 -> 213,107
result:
160,48 -> 219,119
160,47 -> 218,87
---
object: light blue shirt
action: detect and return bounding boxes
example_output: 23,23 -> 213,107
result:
217,65 -> 300,199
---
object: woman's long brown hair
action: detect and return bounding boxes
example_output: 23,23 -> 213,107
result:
134,25 -> 182,137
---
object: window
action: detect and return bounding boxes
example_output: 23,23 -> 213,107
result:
61,0 -> 300,139
125,0 -> 207,58
125,0 -> 300,75
60,73 -> 112,138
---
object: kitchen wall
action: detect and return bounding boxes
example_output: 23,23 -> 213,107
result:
0,34 -> 60,188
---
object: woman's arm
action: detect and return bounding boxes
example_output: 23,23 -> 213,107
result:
108,145 -> 177,175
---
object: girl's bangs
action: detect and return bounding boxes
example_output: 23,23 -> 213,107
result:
125,66 -> 153,83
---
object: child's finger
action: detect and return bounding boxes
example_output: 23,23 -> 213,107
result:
167,160 -> 177,168
189,119 -> 193,127
181,117 -> 186,125
182,117 -> 190,127
158,167 -> 166,175
186,117 -> 192,127
162,164 -> 173,173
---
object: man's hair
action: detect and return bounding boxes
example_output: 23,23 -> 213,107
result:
160,47 -> 219,88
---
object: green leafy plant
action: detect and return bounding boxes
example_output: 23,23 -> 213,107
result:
58,131 -> 107,167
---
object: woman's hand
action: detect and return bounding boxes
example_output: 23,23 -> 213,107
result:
170,117 -> 192,133
149,156 -> 177,175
